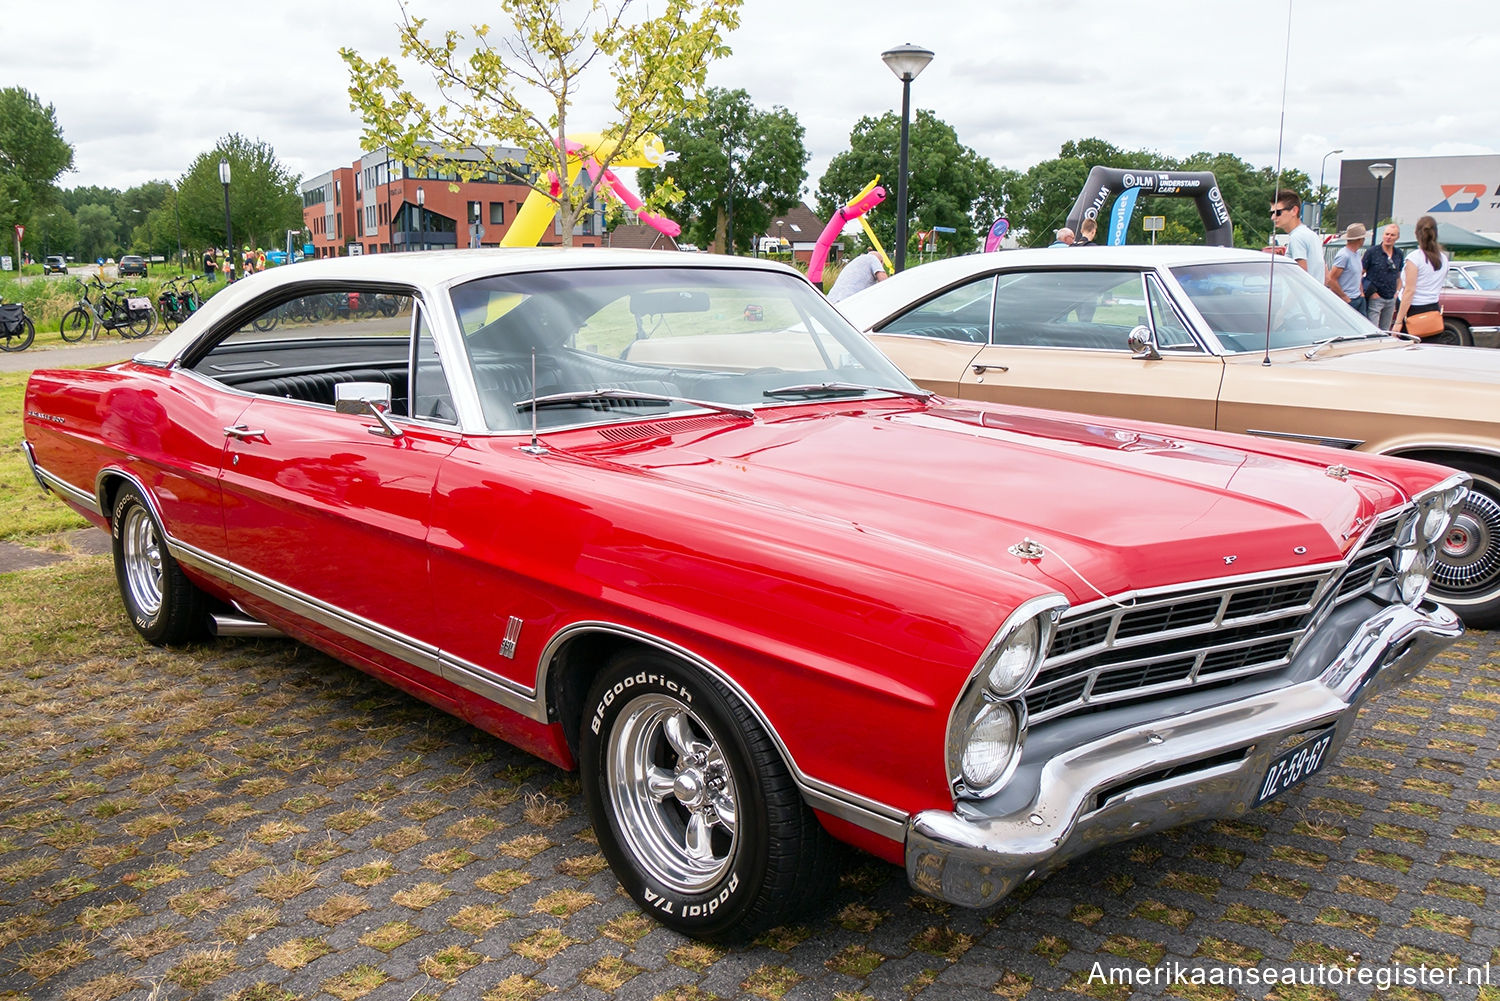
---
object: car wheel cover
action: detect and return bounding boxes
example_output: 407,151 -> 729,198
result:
1433,478 -> 1500,599
606,694 -> 739,894
122,505 -> 164,618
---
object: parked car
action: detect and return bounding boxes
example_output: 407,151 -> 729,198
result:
42,255 -> 67,275
117,255 -> 147,277
840,245 -> 1500,627
24,250 -> 1465,937
1441,259 -> 1500,347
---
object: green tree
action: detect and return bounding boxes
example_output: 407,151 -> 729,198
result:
817,110 -> 1007,258
176,134 -> 303,252
0,87 -> 75,268
641,87 -> 807,254
341,0 -> 742,246
74,203 -> 118,262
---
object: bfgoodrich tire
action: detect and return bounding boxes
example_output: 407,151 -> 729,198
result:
110,484 -> 206,645
579,652 -> 837,940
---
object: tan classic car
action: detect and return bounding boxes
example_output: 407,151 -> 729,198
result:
838,246 -> 1500,627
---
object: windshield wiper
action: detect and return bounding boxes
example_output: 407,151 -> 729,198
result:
1303,332 -> 1389,359
762,381 -> 934,402
513,389 -> 756,420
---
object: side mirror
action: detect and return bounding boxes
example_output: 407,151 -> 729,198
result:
1127,325 -> 1160,360
335,381 -> 402,437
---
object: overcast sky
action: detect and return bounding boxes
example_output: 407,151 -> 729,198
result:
10,0 -> 1499,207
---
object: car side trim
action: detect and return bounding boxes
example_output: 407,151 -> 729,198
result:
1384,440 -> 1500,463
31,461 -> 104,515
535,621 -> 909,842
1245,428 -> 1365,450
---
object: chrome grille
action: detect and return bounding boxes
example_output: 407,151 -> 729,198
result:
1025,511 -> 1413,726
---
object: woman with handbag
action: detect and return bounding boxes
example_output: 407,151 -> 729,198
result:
1394,215 -> 1448,338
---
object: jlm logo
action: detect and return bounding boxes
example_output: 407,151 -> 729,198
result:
1429,183 -> 1487,212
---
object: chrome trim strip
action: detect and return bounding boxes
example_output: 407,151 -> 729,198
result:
1245,428 -> 1364,449
21,441 -> 52,495
535,621 -> 909,842
167,538 -> 542,721
31,461 -> 103,516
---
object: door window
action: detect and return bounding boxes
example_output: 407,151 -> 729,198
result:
875,277 -> 993,343
991,271 -> 1146,350
411,305 -> 456,423
1146,276 -> 1200,351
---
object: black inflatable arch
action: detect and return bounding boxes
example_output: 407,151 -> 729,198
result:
1065,166 -> 1234,247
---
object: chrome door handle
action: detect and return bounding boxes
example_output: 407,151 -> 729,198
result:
223,424 -> 267,440
972,363 -> 1008,375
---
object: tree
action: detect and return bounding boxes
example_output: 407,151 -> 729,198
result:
74,203 -> 118,262
817,110 -> 1007,258
341,0 -> 742,246
176,134 -> 303,252
640,88 -> 807,254
0,87 -> 75,267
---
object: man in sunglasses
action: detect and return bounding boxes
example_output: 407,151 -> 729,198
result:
1270,189 -> 1324,284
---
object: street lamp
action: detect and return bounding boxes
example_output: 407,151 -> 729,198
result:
1317,148 -> 1343,233
1368,162 -> 1394,235
775,219 -> 785,260
9,198 -> 19,273
218,159 -> 233,280
881,42 -> 934,273
719,122 -> 736,254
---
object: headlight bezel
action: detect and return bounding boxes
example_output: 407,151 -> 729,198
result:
1392,474 -> 1470,607
945,593 -> 1066,800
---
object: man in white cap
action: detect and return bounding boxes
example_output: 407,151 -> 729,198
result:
1325,222 -> 1368,313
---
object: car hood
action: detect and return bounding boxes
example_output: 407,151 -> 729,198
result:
576,401 -> 1399,605
1305,340 -> 1500,383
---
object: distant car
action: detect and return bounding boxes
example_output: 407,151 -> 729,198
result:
118,255 -> 147,277
1441,260 -> 1500,347
839,245 -> 1500,626
20,249 -> 1466,937
43,256 -> 67,275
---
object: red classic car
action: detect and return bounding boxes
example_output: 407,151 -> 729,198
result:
1442,259 -> 1500,347
22,250 -> 1466,938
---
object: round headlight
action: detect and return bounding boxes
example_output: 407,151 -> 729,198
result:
1421,503 -> 1451,545
1400,567 -> 1431,605
960,702 -> 1019,789
984,617 -> 1039,696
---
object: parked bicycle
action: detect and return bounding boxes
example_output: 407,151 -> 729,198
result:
0,299 -> 36,352
157,275 -> 205,332
60,277 -> 157,342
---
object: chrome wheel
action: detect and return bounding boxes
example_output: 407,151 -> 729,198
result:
606,694 -> 739,894
1433,483 -> 1500,596
120,503 -> 164,618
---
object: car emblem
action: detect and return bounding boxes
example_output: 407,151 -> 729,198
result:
1223,555 -> 1237,565
1326,464 -> 1350,480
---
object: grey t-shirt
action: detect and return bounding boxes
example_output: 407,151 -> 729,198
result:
828,253 -> 885,302
1285,224 -> 1324,284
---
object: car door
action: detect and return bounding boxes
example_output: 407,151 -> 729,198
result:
205,290 -> 464,702
864,279 -> 989,397
955,268 -> 1223,428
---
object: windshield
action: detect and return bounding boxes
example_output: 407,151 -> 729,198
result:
1169,259 -> 1382,352
449,266 -> 916,431
1463,263 -> 1500,290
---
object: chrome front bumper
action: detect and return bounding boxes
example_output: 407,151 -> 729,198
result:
906,600 -> 1462,908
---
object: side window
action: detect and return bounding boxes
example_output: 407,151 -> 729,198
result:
992,271 -> 1147,350
876,277 -> 993,343
1446,270 -> 1472,290
411,306 -> 457,423
1146,276 -> 1199,351
191,289 -> 414,415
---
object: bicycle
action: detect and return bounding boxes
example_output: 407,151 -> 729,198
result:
60,277 -> 157,342
0,299 -> 36,352
156,275 -> 204,332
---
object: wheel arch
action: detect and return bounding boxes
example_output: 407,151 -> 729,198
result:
1379,442 -> 1500,476
95,467 -> 155,528
538,621 -> 908,843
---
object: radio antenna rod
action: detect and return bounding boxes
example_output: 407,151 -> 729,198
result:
1264,0 -> 1294,366
521,348 -> 547,455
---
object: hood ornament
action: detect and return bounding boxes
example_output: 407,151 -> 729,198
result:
1223,555 -> 1237,565
1326,464 -> 1350,480
1008,538 -> 1046,561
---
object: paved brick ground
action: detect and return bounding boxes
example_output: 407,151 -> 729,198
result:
1,555 -> 1497,1001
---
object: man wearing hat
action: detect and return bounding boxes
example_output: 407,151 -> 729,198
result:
1325,223 -> 1368,314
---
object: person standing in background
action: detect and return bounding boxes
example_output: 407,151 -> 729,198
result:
1325,223 -> 1367,313
1394,215 -> 1448,336
1270,189 -> 1324,284
204,248 -> 217,283
826,250 -> 887,303
1363,224 -> 1405,330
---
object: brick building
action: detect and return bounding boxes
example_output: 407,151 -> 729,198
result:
301,144 -> 606,258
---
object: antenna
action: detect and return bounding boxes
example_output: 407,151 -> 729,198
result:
520,348 -> 547,455
1263,0 -> 1294,367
